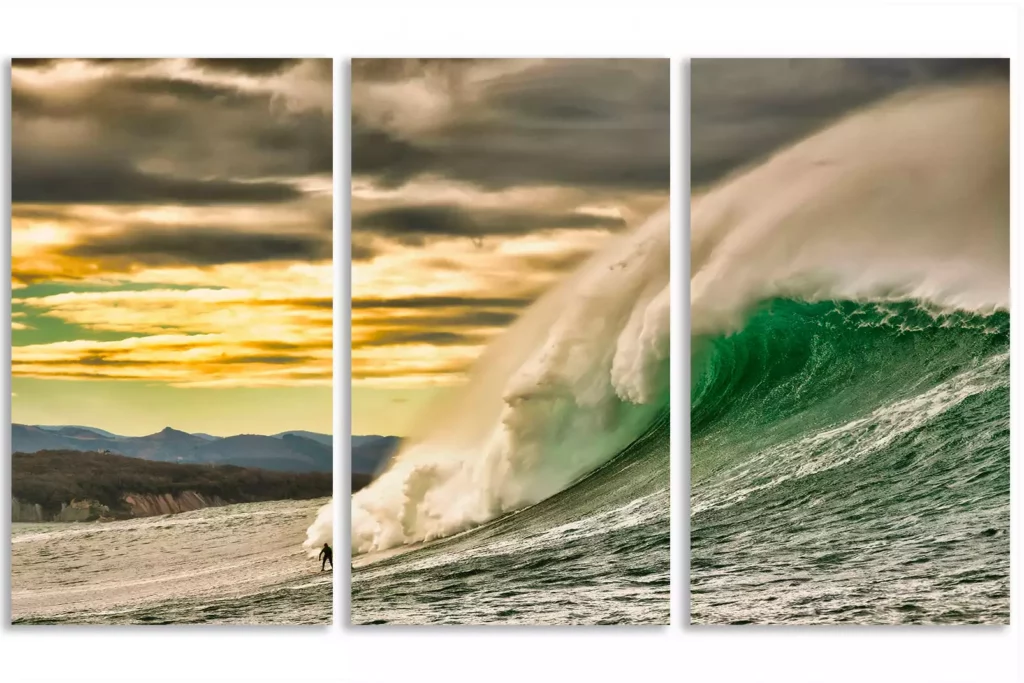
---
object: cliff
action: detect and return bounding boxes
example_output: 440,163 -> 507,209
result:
12,498 -> 45,523
12,497 -> 110,522
12,492 -> 229,522
122,491 -> 227,516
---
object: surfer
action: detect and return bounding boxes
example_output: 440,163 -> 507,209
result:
319,542 -> 333,571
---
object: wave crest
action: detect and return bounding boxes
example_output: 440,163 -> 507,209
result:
351,207 -> 671,554
691,83 -> 1009,341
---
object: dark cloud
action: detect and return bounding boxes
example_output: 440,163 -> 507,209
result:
352,58 -> 669,191
13,58 -> 159,70
78,354 -> 151,367
66,227 -> 331,266
249,340 -> 333,352
351,122 -> 436,186
352,362 -> 473,381
11,206 -> 78,222
11,268 -> 62,286
13,75 -> 332,177
12,58 -> 59,69
81,58 -> 161,66
404,311 -> 521,328
190,58 -> 302,76
121,76 -> 243,101
13,161 -> 302,205
352,58 -> 486,83
356,310 -> 521,332
14,76 -> 176,115
12,59 -> 331,206
221,354 -> 308,365
518,249 -> 594,272
14,75 -> 330,164
24,350 -> 312,368
692,58 -> 1009,187
351,237 -> 379,261
354,330 -> 487,348
11,76 -> 243,138
22,371 -> 152,380
352,296 -> 530,310
355,204 -> 625,242
250,111 -> 333,175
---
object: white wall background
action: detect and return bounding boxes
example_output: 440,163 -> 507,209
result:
0,2 -> 1019,682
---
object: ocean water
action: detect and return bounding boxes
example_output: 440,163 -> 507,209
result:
691,302 -> 1009,624
351,412 -> 669,625
690,84 -> 1009,625
12,498 -> 332,625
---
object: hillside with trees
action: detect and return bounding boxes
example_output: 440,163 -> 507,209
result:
13,450 -> 332,521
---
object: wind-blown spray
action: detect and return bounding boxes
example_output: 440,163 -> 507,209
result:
692,83 -> 1008,341
303,500 -> 333,557
344,206 -> 670,554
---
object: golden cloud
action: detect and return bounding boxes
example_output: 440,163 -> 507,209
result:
13,334 -> 331,387
14,262 -> 331,387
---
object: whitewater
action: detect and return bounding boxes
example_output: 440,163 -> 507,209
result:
691,83 -> 1009,624
319,195 -> 671,624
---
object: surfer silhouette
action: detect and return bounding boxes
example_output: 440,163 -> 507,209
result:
319,543 -> 333,571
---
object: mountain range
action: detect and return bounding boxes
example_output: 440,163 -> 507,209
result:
12,424 -> 332,473
14,424 -> 406,481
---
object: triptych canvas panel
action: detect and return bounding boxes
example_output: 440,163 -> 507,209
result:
350,58 -> 671,625
10,58 -> 334,625
8,57 -> 1009,627
689,58 -> 1009,625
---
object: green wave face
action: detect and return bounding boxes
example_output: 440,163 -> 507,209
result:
692,299 -> 1008,466
690,298 -> 1009,624
352,406 -> 672,625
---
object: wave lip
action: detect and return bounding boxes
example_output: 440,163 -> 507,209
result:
691,83 -> 1009,342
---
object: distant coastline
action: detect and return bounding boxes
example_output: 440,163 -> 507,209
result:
13,450 -> 332,522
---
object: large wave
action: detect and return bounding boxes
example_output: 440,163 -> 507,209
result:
349,206 -> 670,554
690,82 -> 1009,624
692,299 -> 1008,512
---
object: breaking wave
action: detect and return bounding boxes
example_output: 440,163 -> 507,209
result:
690,83 -> 1009,624
349,205 -> 670,555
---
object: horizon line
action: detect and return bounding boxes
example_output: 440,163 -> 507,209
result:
16,423 -> 334,439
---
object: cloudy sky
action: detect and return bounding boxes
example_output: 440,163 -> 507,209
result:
351,59 -> 669,436
11,58 -> 332,436
691,58 -> 1009,189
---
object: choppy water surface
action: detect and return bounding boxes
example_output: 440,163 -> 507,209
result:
690,301 -> 1009,625
351,414 -> 669,625
12,498 -> 332,625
